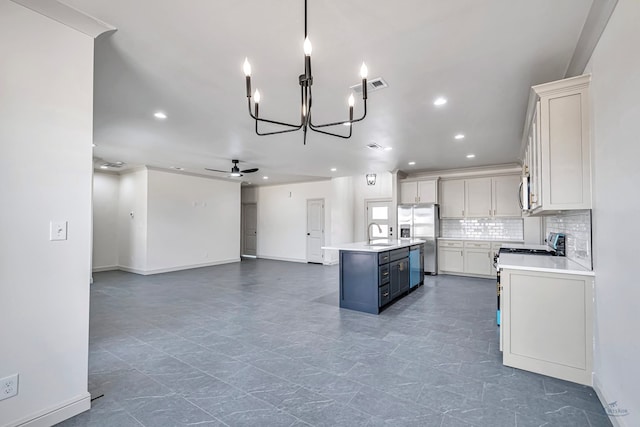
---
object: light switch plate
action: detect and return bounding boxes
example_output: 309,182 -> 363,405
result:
50,221 -> 68,241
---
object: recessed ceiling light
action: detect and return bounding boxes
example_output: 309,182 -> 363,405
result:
433,97 -> 447,106
384,146 -> 393,151
170,166 -> 184,171
154,111 -> 167,120
330,168 -> 337,172
263,176 -> 269,180
408,161 -> 416,166
92,143 -> 96,147
466,154 -> 475,159
342,122 -> 351,127
454,134 -> 465,140
100,165 -> 108,169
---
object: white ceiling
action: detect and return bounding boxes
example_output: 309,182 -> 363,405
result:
62,0 -> 593,185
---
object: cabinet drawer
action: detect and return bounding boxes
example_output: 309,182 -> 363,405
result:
464,241 -> 491,249
439,240 -> 463,248
379,284 -> 390,307
390,247 -> 409,261
378,251 -> 390,265
379,265 -> 390,285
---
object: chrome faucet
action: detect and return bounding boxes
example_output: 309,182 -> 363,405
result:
368,222 -> 383,242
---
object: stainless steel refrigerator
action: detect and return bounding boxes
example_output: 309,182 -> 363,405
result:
398,203 -> 440,274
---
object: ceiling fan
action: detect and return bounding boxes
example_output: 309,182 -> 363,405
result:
205,159 -> 258,177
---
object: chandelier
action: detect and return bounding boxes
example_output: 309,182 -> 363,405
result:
243,0 -> 369,145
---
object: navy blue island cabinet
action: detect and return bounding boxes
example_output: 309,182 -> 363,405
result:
339,243 -> 424,314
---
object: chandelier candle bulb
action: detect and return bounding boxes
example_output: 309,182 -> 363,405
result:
360,63 -> 368,99
348,94 -> 355,120
243,58 -> 252,97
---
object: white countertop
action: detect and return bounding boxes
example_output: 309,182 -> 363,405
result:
498,253 -> 595,276
322,239 -> 425,253
438,237 -> 525,242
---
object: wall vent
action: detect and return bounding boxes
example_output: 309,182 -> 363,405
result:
350,77 -> 388,94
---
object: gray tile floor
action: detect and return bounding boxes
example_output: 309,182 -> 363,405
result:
58,259 -> 612,427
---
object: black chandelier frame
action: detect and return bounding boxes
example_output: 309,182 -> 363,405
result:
244,0 -> 368,145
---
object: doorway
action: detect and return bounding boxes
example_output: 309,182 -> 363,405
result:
306,198 -> 324,264
366,199 -> 393,240
241,203 -> 257,257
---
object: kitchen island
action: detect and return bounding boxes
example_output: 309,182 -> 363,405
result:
323,239 -> 425,314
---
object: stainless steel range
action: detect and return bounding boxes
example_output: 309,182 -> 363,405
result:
494,233 -> 566,325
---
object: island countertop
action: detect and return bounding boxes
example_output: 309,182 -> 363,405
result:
322,238 -> 426,253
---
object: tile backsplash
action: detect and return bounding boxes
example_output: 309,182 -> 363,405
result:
544,210 -> 592,270
441,218 -> 524,240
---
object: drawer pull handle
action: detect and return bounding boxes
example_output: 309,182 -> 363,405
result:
383,272 -> 389,276
382,292 -> 389,297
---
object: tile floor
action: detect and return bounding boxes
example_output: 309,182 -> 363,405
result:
58,259 -> 612,427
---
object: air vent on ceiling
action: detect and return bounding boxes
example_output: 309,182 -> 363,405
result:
366,142 -> 383,150
350,77 -> 388,94
101,161 -> 125,168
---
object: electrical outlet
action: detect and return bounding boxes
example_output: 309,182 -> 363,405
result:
0,373 -> 19,401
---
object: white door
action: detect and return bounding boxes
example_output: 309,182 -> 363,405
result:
306,199 -> 324,263
242,203 -> 257,257
366,200 -> 392,239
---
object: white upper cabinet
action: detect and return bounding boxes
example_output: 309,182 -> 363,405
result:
522,74 -> 592,214
399,179 -> 438,204
440,179 -> 465,218
440,175 -> 521,219
493,175 -> 522,217
465,178 -> 492,217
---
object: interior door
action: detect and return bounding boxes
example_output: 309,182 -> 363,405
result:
366,200 -> 392,239
306,198 -> 324,263
242,203 -> 257,256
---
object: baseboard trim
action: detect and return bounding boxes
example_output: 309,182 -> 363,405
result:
118,258 -> 240,275
10,392 -> 90,427
257,255 -> 307,263
593,375 -> 627,427
323,260 -> 339,266
92,265 -> 118,272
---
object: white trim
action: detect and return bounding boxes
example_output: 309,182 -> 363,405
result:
593,375 -> 627,427
118,258 -> 240,276
92,265 -> 118,272
8,393 -> 90,427
257,255 -> 307,263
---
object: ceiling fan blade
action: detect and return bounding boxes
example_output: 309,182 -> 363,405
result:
204,168 -> 228,173
241,168 -> 259,173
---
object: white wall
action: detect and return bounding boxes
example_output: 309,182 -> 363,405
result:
117,168 -> 148,272
256,180 -> 332,262
0,2 -> 94,424
328,177 -> 355,264
586,1 -> 640,424
92,172 -> 120,270
146,169 -> 241,273
352,172 -> 393,241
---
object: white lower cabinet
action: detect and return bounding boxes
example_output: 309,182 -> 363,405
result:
463,244 -> 493,276
500,268 -> 593,385
438,241 -> 464,273
439,240 -> 512,277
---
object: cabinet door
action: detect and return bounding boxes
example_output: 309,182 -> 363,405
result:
540,86 -> 591,210
465,178 -> 492,217
389,259 -> 401,297
398,259 -> 410,293
530,101 -> 542,210
417,180 -> 437,204
439,247 -> 464,273
440,180 -> 465,218
464,249 -> 493,276
493,175 -> 522,217
399,181 -> 418,204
